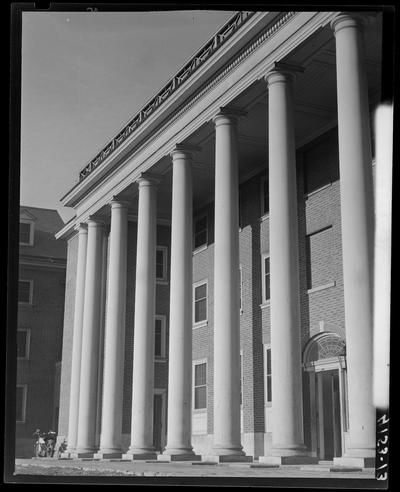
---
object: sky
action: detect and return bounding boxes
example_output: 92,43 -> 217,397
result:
20,9 -> 235,223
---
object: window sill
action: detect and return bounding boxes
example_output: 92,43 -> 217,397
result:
193,321 -> 208,330
260,301 -> 270,309
193,244 -> 208,256
193,408 -> 207,414
260,213 -> 270,223
304,182 -> 332,198
155,357 -> 167,363
307,281 -> 336,294
156,280 -> 169,286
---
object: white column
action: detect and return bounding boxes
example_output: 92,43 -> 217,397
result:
74,218 -> 106,456
124,175 -> 158,460
95,200 -> 128,458
259,70 -> 311,465
159,145 -> 200,462
206,107 -> 251,463
331,14 -> 375,468
65,223 -> 87,454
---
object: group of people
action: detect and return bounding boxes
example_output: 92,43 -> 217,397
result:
32,429 -> 59,458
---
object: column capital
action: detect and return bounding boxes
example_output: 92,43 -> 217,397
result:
108,197 -> 131,210
86,216 -> 108,229
212,106 -> 247,126
73,222 -> 88,233
170,143 -> 201,160
330,13 -> 367,35
264,62 -> 304,86
136,172 -> 162,188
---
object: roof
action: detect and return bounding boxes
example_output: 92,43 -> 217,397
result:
19,206 -> 67,260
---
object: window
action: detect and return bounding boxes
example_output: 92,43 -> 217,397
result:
239,189 -> 243,229
19,220 -> 34,245
16,385 -> 27,422
156,246 -> 168,282
240,352 -> 243,405
194,281 -> 208,324
194,215 -> 208,250
194,362 -> 207,410
265,346 -> 272,403
260,175 -> 269,216
261,254 -> 270,303
17,329 -> 30,359
18,280 -> 33,304
239,265 -> 243,314
306,226 -> 334,290
154,316 -> 166,358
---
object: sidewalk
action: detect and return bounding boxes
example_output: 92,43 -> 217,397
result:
13,457 -> 377,480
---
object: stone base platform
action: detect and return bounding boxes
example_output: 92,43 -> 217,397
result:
333,456 -> 375,468
157,453 -> 201,462
259,455 -> 318,465
121,453 -> 157,461
202,454 -> 253,463
93,452 -> 123,460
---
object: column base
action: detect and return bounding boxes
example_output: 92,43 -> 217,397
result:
202,454 -> 253,463
69,451 -> 96,459
158,453 -> 201,462
259,455 -> 318,465
122,450 -> 157,461
333,456 -> 375,468
59,452 -> 74,460
93,451 -> 123,460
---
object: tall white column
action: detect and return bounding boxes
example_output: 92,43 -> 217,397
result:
74,218 -> 106,456
95,200 -> 128,458
159,145 -> 200,462
124,175 -> 158,460
205,107 -> 251,463
259,70 -> 312,465
331,14 -> 375,468
65,223 -> 88,454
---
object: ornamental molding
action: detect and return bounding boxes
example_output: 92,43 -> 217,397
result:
59,10 -> 339,235
78,11 -> 256,183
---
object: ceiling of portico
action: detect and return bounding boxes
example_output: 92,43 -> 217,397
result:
99,15 -> 382,222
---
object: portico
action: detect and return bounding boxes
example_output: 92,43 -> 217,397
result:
56,10 -> 382,466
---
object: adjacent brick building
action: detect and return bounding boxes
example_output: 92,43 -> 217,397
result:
16,207 -> 67,457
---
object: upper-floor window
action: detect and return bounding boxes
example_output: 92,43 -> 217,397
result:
18,280 -> 33,305
19,220 -> 34,246
194,281 -> 208,325
239,265 -> 243,314
260,175 -> 269,217
154,315 -> 166,359
261,254 -> 270,303
16,385 -> 27,422
194,362 -> 207,410
264,345 -> 272,404
306,226 -> 334,290
17,329 -> 30,359
194,215 -> 208,250
156,246 -> 168,282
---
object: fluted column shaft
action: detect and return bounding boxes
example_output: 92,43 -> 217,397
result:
75,219 -> 105,455
332,14 -> 375,461
212,109 -> 245,457
267,71 -> 306,456
98,200 -> 128,456
160,147 -> 197,460
127,176 -> 158,457
66,224 -> 88,453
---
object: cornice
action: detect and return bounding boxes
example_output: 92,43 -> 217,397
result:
61,11 -> 341,234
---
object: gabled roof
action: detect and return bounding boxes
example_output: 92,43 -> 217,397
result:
19,206 -> 67,260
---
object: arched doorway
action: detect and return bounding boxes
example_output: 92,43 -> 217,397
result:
303,332 -> 348,461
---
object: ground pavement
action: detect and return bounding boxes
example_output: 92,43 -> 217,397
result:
8,457 -> 382,486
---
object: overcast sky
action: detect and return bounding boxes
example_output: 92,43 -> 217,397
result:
20,9 -> 235,223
